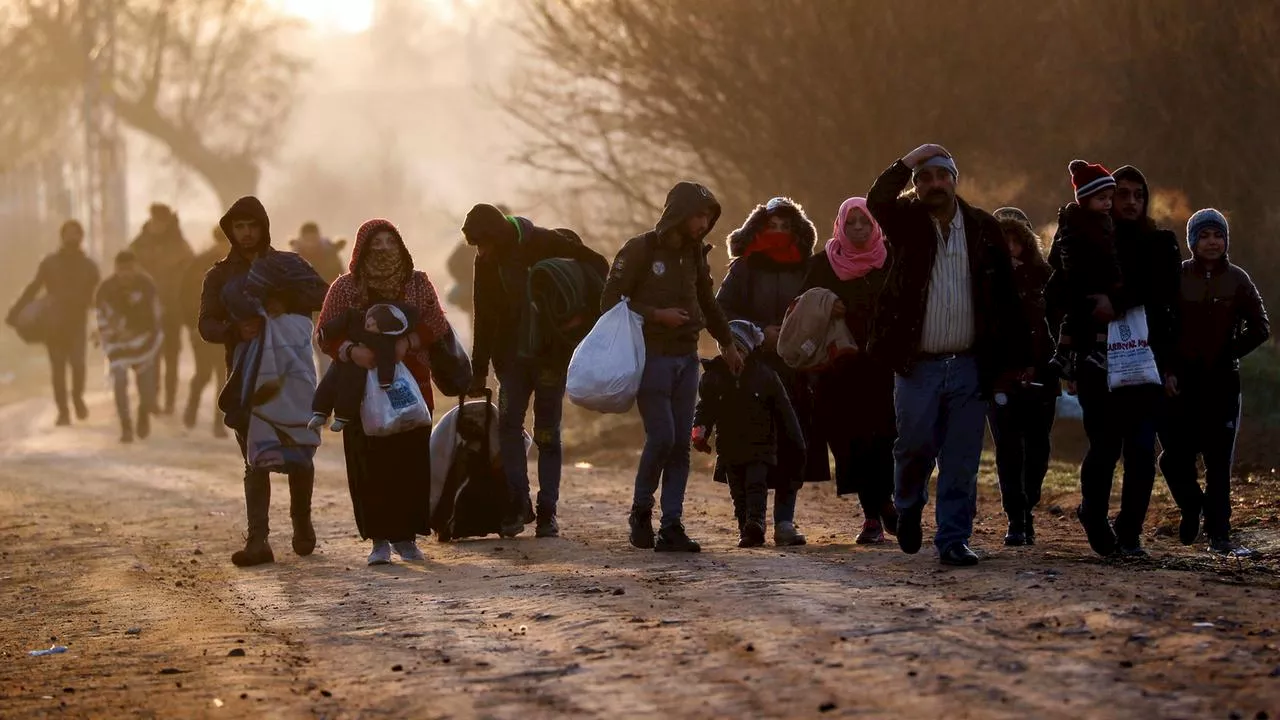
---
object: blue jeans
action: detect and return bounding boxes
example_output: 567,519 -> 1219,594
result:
497,360 -> 566,514
893,355 -> 988,551
634,353 -> 700,529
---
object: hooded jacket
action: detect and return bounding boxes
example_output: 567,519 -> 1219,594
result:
600,182 -> 734,355
865,160 -> 1029,393
716,197 -> 816,330
197,196 -> 329,370
1103,166 -> 1183,374
471,216 -> 609,377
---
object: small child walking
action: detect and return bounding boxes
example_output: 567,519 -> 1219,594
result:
310,302 -> 418,431
1048,159 -> 1122,379
693,320 -> 807,548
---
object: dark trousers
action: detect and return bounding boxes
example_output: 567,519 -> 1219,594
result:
726,462 -> 798,529
185,331 -> 227,432
633,353 -> 700,530
832,434 -> 895,521
234,432 -> 315,540
987,389 -> 1057,529
1077,379 -> 1162,545
46,329 -> 87,416
158,313 -> 184,413
497,359 -> 566,514
1158,378 -> 1241,540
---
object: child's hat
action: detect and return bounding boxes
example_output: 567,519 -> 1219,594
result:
1068,159 -> 1116,202
728,320 -> 764,353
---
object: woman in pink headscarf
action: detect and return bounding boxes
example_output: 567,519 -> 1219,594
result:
799,197 -> 898,545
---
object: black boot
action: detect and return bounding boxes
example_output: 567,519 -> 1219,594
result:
288,467 -> 316,556
1024,510 -> 1036,545
655,523 -> 702,553
727,475 -> 747,537
628,507 -> 655,549
232,470 -> 274,567
740,481 -> 767,548
535,506 -> 560,538
1077,505 -> 1117,557
500,494 -> 534,538
1005,512 -> 1027,546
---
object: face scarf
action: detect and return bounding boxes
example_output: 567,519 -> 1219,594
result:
826,197 -> 887,281
743,229 -> 803,264
360,245 -> 408,301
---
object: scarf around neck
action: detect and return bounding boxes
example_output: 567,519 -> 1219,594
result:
826,197 -> 887,281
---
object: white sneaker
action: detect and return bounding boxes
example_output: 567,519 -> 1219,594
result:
367,540 -> 392,566
392,540 -> 424,561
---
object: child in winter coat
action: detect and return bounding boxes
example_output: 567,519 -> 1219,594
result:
693,320 -> 807,548
1048,159 -> 1122,379
310,302 -> 418,431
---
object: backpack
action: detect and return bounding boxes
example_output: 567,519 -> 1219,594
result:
428,390 -> 515,542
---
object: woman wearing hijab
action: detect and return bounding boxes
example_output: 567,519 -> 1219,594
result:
318,219 -> 451,566
716,197 -> 820,546
989,207 -> 1057,546
800,197 -> 898,545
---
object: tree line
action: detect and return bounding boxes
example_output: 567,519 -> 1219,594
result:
510,0 -> 1280,311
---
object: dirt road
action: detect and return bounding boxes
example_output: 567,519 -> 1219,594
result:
1,392 -> 1278,719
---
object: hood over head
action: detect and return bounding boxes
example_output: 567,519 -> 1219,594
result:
218,196 -> 272,252
1112,164 -> 1155,227
727,196 -> 817,259
655,181 -> 721,242
350,218 -> 415,275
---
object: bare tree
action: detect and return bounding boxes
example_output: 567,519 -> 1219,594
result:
3,0 -> 304,207
510,0 -> 1280,288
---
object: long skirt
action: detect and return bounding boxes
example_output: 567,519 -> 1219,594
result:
343,423 -> 432,541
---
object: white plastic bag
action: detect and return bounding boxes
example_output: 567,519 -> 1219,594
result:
566,299 -> 646,413
360,362 -> 432,436
1106,305 -> 1162,390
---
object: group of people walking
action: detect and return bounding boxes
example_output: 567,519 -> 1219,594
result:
8,205 -> 347,444
9,141 -> 1269,569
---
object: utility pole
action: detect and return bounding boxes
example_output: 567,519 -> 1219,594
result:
81,0 -> 128,262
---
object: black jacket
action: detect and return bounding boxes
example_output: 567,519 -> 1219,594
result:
800,249 -> 898,441
1173,257 -> 1270,381
197,196 -> 329,370
716,197 -> 816,329
601,182 -> 734,355
865,160 -> 1029,393
1105,168 -> 1183,375
471,217 -> 608,376
695,354 -> 805,469
8,246 -> 100,333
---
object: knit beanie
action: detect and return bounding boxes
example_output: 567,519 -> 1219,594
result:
461,203 -> 515,246
1068,160 -> 1116,202
913,155 -> 959,181
994,207 -> 1035,234
1186,208 -> 1229,253
728,319 -> 764,355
